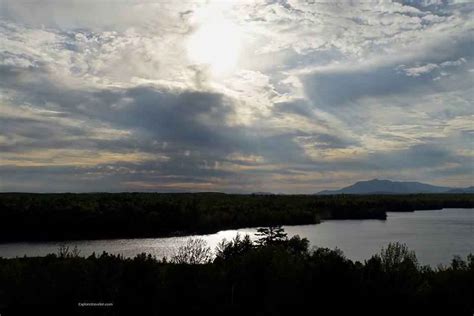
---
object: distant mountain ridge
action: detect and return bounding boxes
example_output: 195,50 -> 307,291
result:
446,186 -> 474,194
317,179 -> 473,195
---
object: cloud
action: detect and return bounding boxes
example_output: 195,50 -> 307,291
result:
0,0 -> 472,192
401,63 -> 439,77
398,57 -> 467,77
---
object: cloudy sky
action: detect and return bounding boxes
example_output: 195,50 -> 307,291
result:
0,0 -> 473,193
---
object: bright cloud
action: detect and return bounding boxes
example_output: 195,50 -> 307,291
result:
0,0 -> 472,193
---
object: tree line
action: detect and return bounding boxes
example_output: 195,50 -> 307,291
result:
0,192 -> 472,241
0,227 -> 472,315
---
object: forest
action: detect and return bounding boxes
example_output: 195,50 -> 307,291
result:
0,227 -> 472,315
0,192 -> 472,241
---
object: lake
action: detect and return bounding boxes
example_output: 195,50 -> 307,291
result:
0,208 -> 472,266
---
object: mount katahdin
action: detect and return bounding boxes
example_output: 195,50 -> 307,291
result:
317,179 -> 474,195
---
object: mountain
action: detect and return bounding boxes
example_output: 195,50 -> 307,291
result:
445,186 -> 474,194
317,179 -> 468,195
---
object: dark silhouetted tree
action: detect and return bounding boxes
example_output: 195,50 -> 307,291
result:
379,242 -> 418,271
215,234 -> 253,261
171,238 -> 212,264
255,225 -> 287,246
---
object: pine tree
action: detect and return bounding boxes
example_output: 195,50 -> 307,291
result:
255,225 -> 287,246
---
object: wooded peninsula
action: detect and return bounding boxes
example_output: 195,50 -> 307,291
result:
0,192 -> 472,242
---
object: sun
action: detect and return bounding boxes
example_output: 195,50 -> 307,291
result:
187,18 -> 241,76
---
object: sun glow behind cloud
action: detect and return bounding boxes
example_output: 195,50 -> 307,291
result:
187,17 -> 242,76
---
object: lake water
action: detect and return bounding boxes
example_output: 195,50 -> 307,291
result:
0,208 -> 472,266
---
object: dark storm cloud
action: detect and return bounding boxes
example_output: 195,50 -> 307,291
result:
305,66 -> 414,109
1,65 -> 234,150
1,61 -> 324,164
303,35 -> 473,111
0,63 -> 324,191
365,144 -> 457,170
1,0 -> 472,192
2,59 -> 471,192
279,142 -> 470,177
305,134 -> 357,150
105,87 -> 235,148
273,99 -> 315,118
395,0 -> 474,13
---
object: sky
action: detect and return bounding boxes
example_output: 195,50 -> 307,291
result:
0,0 -> 473,193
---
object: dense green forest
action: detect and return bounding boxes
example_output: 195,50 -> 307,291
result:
0,229 -> 472,315
0,193 -> 472,242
